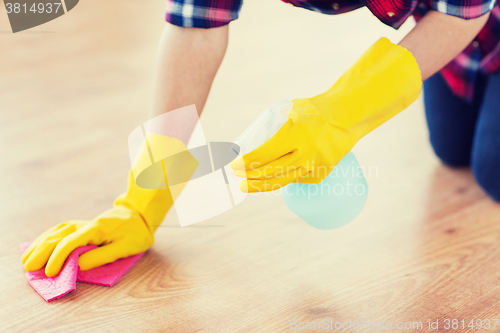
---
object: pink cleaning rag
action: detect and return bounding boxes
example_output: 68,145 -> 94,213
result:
19,242 -> 145,302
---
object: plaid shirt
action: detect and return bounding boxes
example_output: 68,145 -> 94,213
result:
166,0 -> 499,101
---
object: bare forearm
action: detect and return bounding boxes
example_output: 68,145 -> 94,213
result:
399,10 -> 489,81
150,24 -> 228,118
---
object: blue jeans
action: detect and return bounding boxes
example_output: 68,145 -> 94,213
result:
423,71 -> 500,201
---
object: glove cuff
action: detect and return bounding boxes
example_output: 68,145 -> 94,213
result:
115,133 -> 198,234
310,37 -> 422,140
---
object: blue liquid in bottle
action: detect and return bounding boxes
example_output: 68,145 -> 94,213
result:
281,152 -> 367,230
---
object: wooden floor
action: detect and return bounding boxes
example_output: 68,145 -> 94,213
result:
2,1 -> 500,332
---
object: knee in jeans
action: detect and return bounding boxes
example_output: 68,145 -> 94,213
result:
430,139 -> 471,167
472,154 -> 500,202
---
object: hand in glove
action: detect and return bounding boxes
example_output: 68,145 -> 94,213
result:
231,38 -> 422,192
22,133 -> 197,277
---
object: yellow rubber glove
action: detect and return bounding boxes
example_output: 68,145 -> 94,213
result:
22,133 -> 198,277
230,38 -> 422,192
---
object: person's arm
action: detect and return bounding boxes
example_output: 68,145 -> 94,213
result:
400,10 -> 490,81
231,11 -> 491,192
150,24 -> 228,119
22,24 -> 228,277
